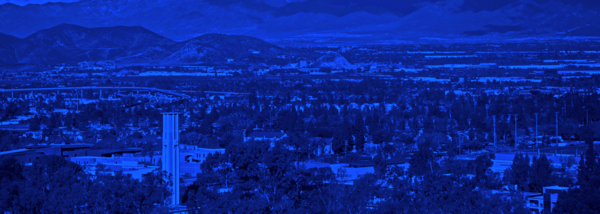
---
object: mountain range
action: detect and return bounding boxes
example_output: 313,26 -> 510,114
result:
0,24 -> 287,64
1,0 -> 600,41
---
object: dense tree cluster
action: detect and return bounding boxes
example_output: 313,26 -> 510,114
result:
181,139 -> 530,213
0,155 -> 171,214
503,153 -> 572,192
553,136 -> 600,213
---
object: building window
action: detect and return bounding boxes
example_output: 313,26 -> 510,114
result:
546,189 -> 564,194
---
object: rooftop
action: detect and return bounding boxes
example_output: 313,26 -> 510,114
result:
544,186 -> 571,190
247,131 -> 286,138
0,149 -> 30,156
23,144 -> 94,149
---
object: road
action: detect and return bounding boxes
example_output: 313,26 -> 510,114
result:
0,86 -> 191,99
0,124 -> 29,131
531,143 -> 600,156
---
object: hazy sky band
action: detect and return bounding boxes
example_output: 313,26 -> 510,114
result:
2,0 -> 79,6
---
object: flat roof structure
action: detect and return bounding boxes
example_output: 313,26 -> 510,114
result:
0,149 -> 30,156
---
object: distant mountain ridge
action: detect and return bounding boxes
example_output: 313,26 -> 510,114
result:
0,24 -> 286,64
1,0 -> 600,40
312,52 -> 353,69
164,33 -> 284,64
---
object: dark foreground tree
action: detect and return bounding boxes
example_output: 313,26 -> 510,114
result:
0,155 -> 171,214
553,144 -> 600,213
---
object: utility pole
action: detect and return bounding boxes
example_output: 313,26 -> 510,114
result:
515,114 -> 518,150
79,89 -> 82,111
556,112 -> 559,145
76,90 -> 79,112
345,140 -> 348,157
459,132 -> 462,156
563,101 -> 566,122
535,113 -> 538,147
586,106 -> 589,125
493,115 -> 497,150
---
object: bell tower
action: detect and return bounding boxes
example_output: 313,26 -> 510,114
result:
162,112 -> 180,205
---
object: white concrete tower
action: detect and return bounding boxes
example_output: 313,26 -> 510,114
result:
162,112 -> 180,205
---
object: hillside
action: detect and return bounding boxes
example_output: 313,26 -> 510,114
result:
14,24 -> 177,63
165,33 -> 285,63
0,33 -> 20,64
0,24 -> 287,64
312,52 -> 353,69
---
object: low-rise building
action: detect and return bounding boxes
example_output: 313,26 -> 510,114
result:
245,131 -> 287,142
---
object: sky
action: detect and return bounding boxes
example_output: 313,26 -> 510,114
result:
1,0 -> 78,6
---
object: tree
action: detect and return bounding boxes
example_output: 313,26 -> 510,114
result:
503,153 -> 531,191
184,172 -> 229,213
29,115 -> 41,131
218,132 -> 239,148
470,154 -> 494,186
64,112 -> 74,130
0,157 -> 24,212
553,186 -> 600,214
554,117 -> 600,213
373,152 -> 388,177
553,145 -> 600,213
18,155 -> 88,213
47,113 -> 60,129
332,121 -> 352,154
416,132 -> 449,151
577,127 -> 600,187
0,131 -> 15,151
0,155 -> 171,213
89,169 -> 171,213
408,140 -> 438,178
529,154 -> 554,192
